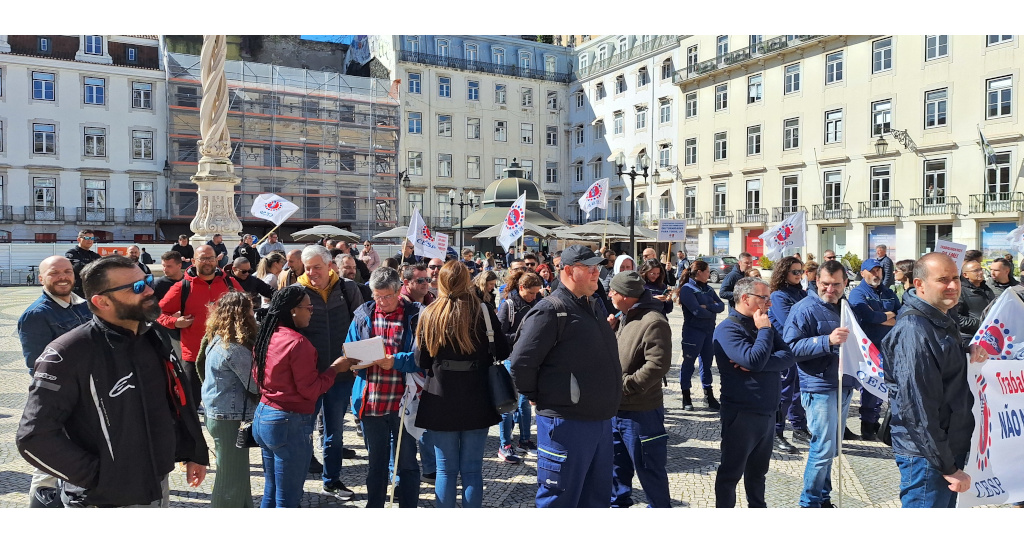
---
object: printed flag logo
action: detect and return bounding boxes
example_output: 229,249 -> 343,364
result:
976,373 -> 993,471
421,225 -> 435,242
498,192 -> 527,251
250,193 -> 299,226
840,301 -> 888,401
858,338 -> 885,379
264,200 -> 282,212
760,210 -> 806,261
578,178 -> 609,218
973,319 -> 1016,359
506,206 -> 523,228
775,224 -> 795,243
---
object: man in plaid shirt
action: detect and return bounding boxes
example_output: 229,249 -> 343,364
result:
347,266 -> 423,508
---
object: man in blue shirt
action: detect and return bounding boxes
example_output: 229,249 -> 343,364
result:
676,250 -> 691,280
847,259 -> 900,441
720,252 -> 753,308
875,245 -> 895,290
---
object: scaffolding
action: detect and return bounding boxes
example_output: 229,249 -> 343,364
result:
164,52 -> 400,240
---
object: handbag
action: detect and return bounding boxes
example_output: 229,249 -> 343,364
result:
481,303 -> 517,414
235,351 -> 260,449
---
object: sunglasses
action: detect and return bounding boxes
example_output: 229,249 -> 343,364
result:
410,277 -> 430,284
428,265 -> 443,270
825,256 -> 837,260
235,269 -> 251,275
99,274 -> 154,295
80,236 -> 97,241
789,269 -> 805,276
525,263 -> 537,267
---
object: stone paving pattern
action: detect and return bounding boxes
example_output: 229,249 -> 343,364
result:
0,285 -> 956,508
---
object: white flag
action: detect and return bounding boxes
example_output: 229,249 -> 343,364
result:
759,210 -> 806,261
979,125 -> 997,169
578,178 -> 609,218
1006,223 -> 1024,255
400,372 -> 426,440
498,192 -> 527,251
250,193 -> 299,226
405,208 -> 447,259
839,301 -> 889,402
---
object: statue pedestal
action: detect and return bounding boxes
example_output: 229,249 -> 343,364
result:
189,157 -> 242,247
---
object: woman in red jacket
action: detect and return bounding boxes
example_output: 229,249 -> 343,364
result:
251,287 -> 349,508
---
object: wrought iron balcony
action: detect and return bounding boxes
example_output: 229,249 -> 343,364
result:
772,205 -> 807,222
857,200 -> 904,219
575,35 -> 677,80
24,205 -> 66,222
735,208 -> 768,224
969,192 -> 1024,213
77,207 -> 116,223
679,212 -> 703,226
910,196 -> 962,216
812,203 -> 852,221
126,209 -> 165,223
399,50 -> 573,83
0,205 -> 12,223
704,210 -> 734,226
674,35 -> 824,84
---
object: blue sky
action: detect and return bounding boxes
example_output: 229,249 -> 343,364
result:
300,35 -> 354,44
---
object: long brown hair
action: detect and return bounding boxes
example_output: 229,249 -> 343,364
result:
679,259 -> 709,284
769,256 -> 803,292
639,259 -> 666,288
473,270 -> 498,304
503,268 -> 542,299
205,291 -> 258,349
418,260 -> 482,357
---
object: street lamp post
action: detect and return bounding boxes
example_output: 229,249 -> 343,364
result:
448,188 -> 475,250
614,153 -> 650,257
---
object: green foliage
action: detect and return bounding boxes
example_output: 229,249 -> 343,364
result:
842,252 -> 862,273
537,35 -> 554,44
759,255 -> 774,270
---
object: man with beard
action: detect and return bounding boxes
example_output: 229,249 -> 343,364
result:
278,248 -> 304,289
65,230 -> 102,298
337,253 -> 372,302
126,245 -> 152,275
17,256 -> 209,507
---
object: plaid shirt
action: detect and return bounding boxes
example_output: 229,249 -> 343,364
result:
362,302 -> 406,416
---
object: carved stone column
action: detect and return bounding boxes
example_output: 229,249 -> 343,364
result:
189,35 -> 242,247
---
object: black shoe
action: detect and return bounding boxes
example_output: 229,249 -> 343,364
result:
792,428 -> 811,443
775,435 -> 799,454
704,388 -> 721,411
820,500 -> 837,508
682,389 -> 694,411
843,427 -> 859,441
422,472 -> 436,482
341,447 -> 358,459
355,423 -> 363,438
860,421 -> 878,442
321,480 -> 354,501
308,456 -> 324,475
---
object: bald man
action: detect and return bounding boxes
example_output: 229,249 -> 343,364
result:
278,248 -> 304,289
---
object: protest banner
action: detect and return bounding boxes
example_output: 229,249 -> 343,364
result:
406,208 -> 447,259
839,301 -> 889,402
578,178 -> 609,218
934,239 -> 968,272
759,210 -> 806,261
657,219 -> 688,242
498,192 -> 527,251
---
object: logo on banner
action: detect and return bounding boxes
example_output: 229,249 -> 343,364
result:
586,183 -> 603,202
976,373 -> 993,471
776,224 -> 795,243
857,337 -> 888,394
506,207 -> 524,228
264,200 -> 282,212
973,319 -> 1018,359
421,225 -> 434,242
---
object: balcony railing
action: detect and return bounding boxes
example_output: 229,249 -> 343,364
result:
674,35 -> 824,84
126,209 -> 165,223
24,205 -> 65,222
76,207 -> 116,223
575,35 -> 677,80
812,203 -> 852,221
680,212 -> 702,227
857,200 -> 904,219
910,196 -> 962,216
0,205 -> 12,223
772,205 -> 807,222
399,215 -> 460,229
735,208 -> 768,224
705,210 -> 734,226
399,50 -> 573,83
969,192 -> 1024,213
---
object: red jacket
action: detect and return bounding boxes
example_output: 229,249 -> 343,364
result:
158,267 -> 241,363
257,326 -> 335,414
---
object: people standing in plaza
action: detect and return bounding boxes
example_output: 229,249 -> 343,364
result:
509,245 -> 621,508
986,257 -> 1018,299
360,240 -> 381,273
496,269 -> 544,463
677,260 -> 726,411
233,234 -> 261,269
65,230 -> 102,298
201,292 -> 259,507
767,256 -> 808,454
140,247 -> 154,265
258,231 -> 286,257
414,261 -> 509,507
881,252 -> 974,508
713,277 -> 796,507
955,258 -> 994,347
126,245 -> 152,275
171,234 -> 195,269
606,271 -> 673,508
461,248 -> 481,278
676,250 -> 691,281
894,259 -> 916,301
505,246 -> 516,267
804,261 -> 819,297
337,253 -> 373,302
228,257 -> 276,309
875,244 -> 895,290
848,259 -> 901,441
256,252 -> 286,308
278,249 -> 304,289
719,252 -> 754,308
426,257 -> 444,297
252,287 -> 350,508
207,233 -> 229,268
474,270 -> 499,309
388,240 -> 419,268
17,255 -> 209,507
782,259 -> 852,508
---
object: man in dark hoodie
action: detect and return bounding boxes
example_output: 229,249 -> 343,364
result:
986,257 -> 1018,299
607,271 -> 672,508
955,259 -> 994,347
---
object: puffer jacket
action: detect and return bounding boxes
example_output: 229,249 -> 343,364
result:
615,291 -> 672,412
955,277 -> 994,343
768,283 -> 806,334
783,293 -> 855,393
293,272 -> 363,375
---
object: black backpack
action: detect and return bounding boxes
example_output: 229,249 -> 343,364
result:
179,274 -> 237,314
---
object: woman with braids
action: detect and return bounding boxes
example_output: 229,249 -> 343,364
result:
639,258 -> 674,315
767,256 -> 809,454
415,261 -> 510,507
200,291 -> 260,507
473,269 -> 499,309
677,259 -> 725,411
495,268 -> 544,461
251,287 -> 350,508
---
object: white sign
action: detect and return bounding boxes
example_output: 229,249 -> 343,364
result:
250,193 -> 299,226
657,219 -> 688,242
934,239 -> 969,272
839,301 -> 889,402
342,336 -> 385,368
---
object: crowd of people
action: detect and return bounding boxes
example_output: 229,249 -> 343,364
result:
11,229 -> 1017,508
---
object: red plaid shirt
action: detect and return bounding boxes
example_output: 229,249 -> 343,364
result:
362,301 -> 406,416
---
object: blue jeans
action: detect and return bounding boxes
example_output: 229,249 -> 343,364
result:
611,408 -> 671,508
895,453 -> 966,508
680,326 -> 714,390
419,430 -> 436,475
361,412 -> 420,508
859,388 -> 883,424
499,359 -> 533,448
431,428 -> 489,508
776,367 -> 807,435
535,415 -> 614,508
798,386 -> 853,508
319,377 -> 353,485
252,402 -> 315,508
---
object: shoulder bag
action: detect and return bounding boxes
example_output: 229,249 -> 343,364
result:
482,303 -> 517,414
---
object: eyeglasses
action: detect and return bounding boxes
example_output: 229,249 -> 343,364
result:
572,264 -> 601,274
789,269 -> 805,276
196,256 -> 216,262
293,305 -> 314,313
79,236 -> 97,241
525,263 -> 537,267
373,292 -> 399,302
824,256 -> 837,260
820,282 -> 845,290
428,265 -> 443,270
749,293 -> 771,302
410,277 -> 430,284
99,274 -> 154,295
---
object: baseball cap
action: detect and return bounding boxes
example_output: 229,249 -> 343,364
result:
560,245 -> 605,267
860,259 -> 882,272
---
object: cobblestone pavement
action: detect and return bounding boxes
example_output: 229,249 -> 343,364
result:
0,285 -> 954,508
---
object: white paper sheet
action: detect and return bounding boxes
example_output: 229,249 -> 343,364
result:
343,336 -> 385,368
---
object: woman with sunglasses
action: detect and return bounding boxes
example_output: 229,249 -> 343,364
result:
767,256 -> 809,453
251,287 -> 351,507
677,260 -> 725,411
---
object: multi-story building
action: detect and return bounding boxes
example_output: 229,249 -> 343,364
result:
369,35 -> 574,235
569,35 -> 680,225
672,34 -> 1024,261
0,34 -> 166,242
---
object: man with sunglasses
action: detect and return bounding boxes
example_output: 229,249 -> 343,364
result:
400,263 -> 435,306
227,257 -> 275,307
848,259 -> 901,441
426,257 -> 444,297
65,230 -> 102,298
17,256 -> 209,507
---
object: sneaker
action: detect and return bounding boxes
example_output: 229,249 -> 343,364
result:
308,456 -> 324,475
321,480 -> 354,501
498,444 -> 522,464
775,435 -> 799,454
517,440 -> 538,453
355,423 -> 363,438
792,428 -> 811,443
682,389 -> 694,411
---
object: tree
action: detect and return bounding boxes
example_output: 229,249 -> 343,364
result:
536,35 -> 554,45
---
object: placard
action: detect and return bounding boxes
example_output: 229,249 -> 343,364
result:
657,219 -> 687,242
934,239 -> 968,272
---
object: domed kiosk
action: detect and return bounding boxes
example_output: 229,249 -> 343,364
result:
457,160 -> 567,229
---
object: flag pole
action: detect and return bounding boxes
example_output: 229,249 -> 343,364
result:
254,224 -> 281,246
388,402 -> 408,508
836,301 -> 847,508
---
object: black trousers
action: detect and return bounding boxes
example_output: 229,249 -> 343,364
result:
181,360 -> 202,409
715,405 -> 775,508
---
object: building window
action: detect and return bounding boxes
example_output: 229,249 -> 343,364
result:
438,114 -> 452,137
749,35 -> 763,47
593,120 -> 605,139
824,170 -> 842,208
635,107 -> 647,130
924,88 -> 948,128
573,162 -> 584,183
83,77 -> 105,105
987,35 -> 1013,46
784,63 -> 801,94
85,35 -> 103,55
746,179 -> 761,212
545,55 -> 556,75
613,111 -> 624,135
132,82 -> 152,109
519,51 -> 532,70
871,100 -> 892,136
987,76 -> 1012,119
465,43 -> 478,62
438,76 -> 451,98
495,83 -> 506,104
714,131 -> 727,161
595,82 -> 606,100
871,165 -> 891,207
522,88 -> 533,107
872,37 -> 892,73
438,154 -> 452,177
637,67 -> 649,87
783,118 -> 800,150
924,159 -> 947,202
684,138 -> 697,165
658,144 -> 671,168
38,37 -> 50,53
33,123 -> 56,154
578,52 -> 589,70
84,127 -> 105,157
825,109 -> 843,143
494,120 -> 507,142
547,90 -> 558,110
436,39 -> 449,58
127,47 -> 137,63
132,130 -> 153,160
407,37 -> 419,53
407,193 -> 422,217
747,74 -> 762,104
825,51 -> 843,84
987,152 -> 1013,195
716,35 -> 728,57
34,178 -> 56,210
661,58 -> 673,80
467,117 -> 480,139
546,162 -> 558,184
467,156 -> 481,179
494,158 -> 507,179
685,92 -> 697,118
713,183 -> 727,215
133,181 -> 154,211
591,158 -> 603,179
615,75 -> 626,94
546,125 -> 558,146
521,123 -> 534,144
0,121 -> 4,152
408,72 -> 421,94
783,175 -> 799,210
32,72 -> 55,101
408,151 -> 423,175
467,80 -> 479,101
492,47 -> 505,64
575,91 -> 584,108
746,125 -> 761,156
684,187 -> 696,218
408,111 -> 422,134
522,160 -> 534,181
618,36 -> 629,54
687,45 -> 698,68
575,126 -> 584,145
660,99 -> 671,123
84,179 -> 106,211
715,83 -> 728,111
925,35 -> 948,60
